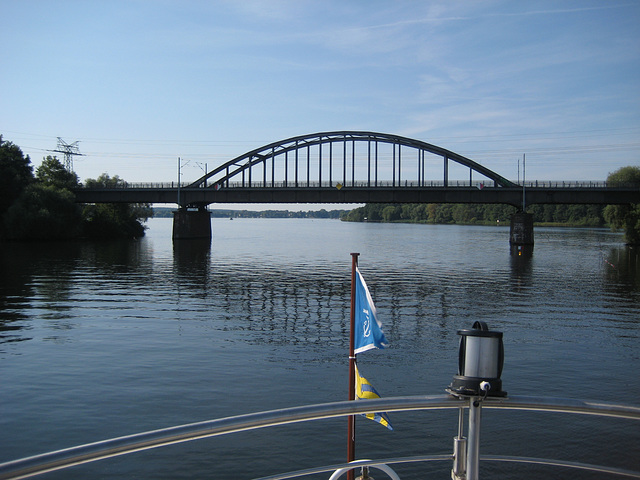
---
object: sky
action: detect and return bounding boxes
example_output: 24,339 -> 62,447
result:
1,1 -> 639,209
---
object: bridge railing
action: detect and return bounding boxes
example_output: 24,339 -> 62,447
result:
76,180 -> 625,190
520,180 -> 611,188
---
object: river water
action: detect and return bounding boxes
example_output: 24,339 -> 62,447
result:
1,218 -> 639,479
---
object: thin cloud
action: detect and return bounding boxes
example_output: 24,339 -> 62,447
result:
364,2 -> 637,30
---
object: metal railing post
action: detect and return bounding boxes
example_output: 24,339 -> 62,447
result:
467,397 -> 482,480
452,406 -> 467,480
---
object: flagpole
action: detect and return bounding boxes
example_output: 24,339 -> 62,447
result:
347,252 -> 359,480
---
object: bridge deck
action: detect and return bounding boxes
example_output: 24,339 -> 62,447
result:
73,184 -> 639,206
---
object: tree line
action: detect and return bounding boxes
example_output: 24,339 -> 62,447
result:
0,135 -> 151,241
341,165 -> 640,245
152,207 -> 348,219
342,203 -> 605,226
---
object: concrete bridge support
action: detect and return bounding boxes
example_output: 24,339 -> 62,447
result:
510,212 -> 534,253
172,208 -> 212,240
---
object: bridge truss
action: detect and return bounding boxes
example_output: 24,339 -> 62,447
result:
188,131 -> 517,190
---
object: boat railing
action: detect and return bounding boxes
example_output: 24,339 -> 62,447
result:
1,394 -> 639,480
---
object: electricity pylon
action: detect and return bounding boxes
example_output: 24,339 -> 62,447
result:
52,137 -> 84,172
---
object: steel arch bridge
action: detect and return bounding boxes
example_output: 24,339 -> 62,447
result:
188,131 -> 517,191
73,131 -> 638,208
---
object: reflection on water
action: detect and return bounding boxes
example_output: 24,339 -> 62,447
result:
510,243 -> 534,258
1,219 -> 639,479
509,244 -> 533,292
604,246 -> 639,291
172,238 -> 211,270
2,222 -> 638,362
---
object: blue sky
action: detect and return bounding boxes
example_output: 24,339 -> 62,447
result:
2,1 -> 639,203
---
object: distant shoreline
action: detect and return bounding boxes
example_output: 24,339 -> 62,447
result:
150,207 -> 615,230
152,207 -> 348,219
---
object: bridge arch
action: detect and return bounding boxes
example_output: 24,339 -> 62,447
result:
188,131 -> 516,189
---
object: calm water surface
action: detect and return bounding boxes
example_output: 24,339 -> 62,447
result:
1,218 -> 639,479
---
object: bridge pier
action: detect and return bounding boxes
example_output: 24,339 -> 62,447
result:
172,207 -> 212,240
510,212 -> 534,254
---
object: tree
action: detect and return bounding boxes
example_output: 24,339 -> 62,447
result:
452,204 -> 477,223
4,183 -> 82,240
3,156 -> 82,240
365,204 -> 382,221
603,166 -> 640,245
606,166 -> 640,187
0,135 -> 34,237
542,205 -> 555,223
85,173 -> 125,189
82,173 -> 152,239
381,205 -> 401,222
426,204 -> 438,222
37,156 -> 79,189
433,204 -> 453,224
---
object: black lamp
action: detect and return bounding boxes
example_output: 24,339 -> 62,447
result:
448,321 -> 506,397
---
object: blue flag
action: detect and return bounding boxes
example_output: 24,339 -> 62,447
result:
354,267 -> 389,354
355,364 -> 393,430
